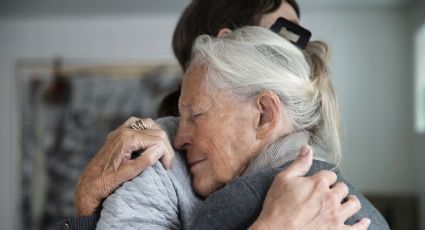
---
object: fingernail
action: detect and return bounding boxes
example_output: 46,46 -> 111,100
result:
365,218 -> 371,225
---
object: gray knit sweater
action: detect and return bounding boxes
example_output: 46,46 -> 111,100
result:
96,116 -> 389,229
96,117 -> 200,230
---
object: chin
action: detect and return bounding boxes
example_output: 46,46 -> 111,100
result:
193,178 -> 221,198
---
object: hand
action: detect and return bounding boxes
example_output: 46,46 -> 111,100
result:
249,146 -> 371,230
74,117 -> 175,216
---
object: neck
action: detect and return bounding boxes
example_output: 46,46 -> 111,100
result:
243,131 -> 310,176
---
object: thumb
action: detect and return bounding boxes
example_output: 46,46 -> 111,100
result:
350,218 -> 371,230
115,145 -> 164,184
283,145 -> 313,178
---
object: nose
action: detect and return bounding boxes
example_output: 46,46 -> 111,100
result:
174,120 -> 191,150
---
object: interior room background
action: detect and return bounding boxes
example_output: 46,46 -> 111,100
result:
0,0 -> 424,229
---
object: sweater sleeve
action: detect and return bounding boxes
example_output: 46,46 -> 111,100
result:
57,215 -> 99,230
96,162 -> 179,230
190,160 -> 389,230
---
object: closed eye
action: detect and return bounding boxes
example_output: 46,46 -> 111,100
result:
192,112 -> 207,121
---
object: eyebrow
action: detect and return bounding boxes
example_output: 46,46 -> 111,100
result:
179,103 -> 192,111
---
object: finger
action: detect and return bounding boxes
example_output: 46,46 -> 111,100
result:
280,145 -> 313,178
135,129 -> 175,169
138,129 -> 175,169
340,195 -> 362,221
103,130 -> 174,172
330,182 -> 349,201
347,218 -> 371,230
123,130 -> 172,156
130,132 -> 174,169
120,116 -> 143,129
116,144 -> 165,183
120,117 -> 161,130
135,129 -> 174,157
139,129 -> 175,169
312,170 -> 338,188
159,148 -> 175,169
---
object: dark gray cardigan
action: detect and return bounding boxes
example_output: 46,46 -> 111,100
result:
190,160 -> 390,229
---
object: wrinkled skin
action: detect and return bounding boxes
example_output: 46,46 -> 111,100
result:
250,146 -> 371,230
174,65 -> 262,197
74,117 -> 174,216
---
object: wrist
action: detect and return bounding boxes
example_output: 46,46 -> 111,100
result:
252,211 -> 296,230
249,219 -> 271,230
75,183 -> 101,216
76,195 -> 100,216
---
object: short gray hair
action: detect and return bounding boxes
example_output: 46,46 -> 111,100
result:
190,26 -> 341,164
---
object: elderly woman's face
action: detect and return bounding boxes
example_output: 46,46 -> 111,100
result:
174,65 -> 260,197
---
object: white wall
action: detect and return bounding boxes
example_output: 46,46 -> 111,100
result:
0,5 -> 418,230
301,7 -> 415,193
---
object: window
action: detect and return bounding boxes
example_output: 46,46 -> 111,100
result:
415,24 -> 425,133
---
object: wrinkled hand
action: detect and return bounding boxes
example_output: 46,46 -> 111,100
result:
250,146 -> 370,230
75,117 -> 175,216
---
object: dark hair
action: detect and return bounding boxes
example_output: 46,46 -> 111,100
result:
157,0 -> 300,117
172,0 -> 300,71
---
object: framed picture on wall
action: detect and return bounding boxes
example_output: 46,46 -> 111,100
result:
15,58 -> 182,230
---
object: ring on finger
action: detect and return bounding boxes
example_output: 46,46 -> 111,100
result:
130,119 -> 148,130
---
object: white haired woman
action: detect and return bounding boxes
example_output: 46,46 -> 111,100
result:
96,27 -> 388,229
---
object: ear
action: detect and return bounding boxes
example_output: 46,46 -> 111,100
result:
217,28 -> 232,38
253,91 -> 282,139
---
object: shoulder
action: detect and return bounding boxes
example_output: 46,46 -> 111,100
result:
277,160 -> 389,229
155,116 -> 179,140
190,176 -> 262,230
102,161 -> 179,210
97,162 -> 179,229
194,160 -> 389,230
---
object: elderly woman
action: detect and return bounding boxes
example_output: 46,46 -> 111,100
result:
95,26 -> 388,229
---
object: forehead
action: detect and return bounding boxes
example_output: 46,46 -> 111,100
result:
180,64 -> 210,109
181,64 -> 207,93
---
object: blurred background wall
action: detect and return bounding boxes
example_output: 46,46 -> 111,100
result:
0,0 -> 424,229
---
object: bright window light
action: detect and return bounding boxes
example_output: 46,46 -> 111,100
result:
415,24 -> 425,133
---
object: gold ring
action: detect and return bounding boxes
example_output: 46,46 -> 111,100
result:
130,119 -> 148,130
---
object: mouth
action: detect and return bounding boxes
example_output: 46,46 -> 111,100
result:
188,158 -> 207,168
188,158 -> 207,167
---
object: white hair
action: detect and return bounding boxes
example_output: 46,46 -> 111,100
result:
189,26 -> 342,164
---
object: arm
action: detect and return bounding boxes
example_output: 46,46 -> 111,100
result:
250,154 -> 388,230
96,162 -> 180,230
191,147 -> 374,230
250,148 -> 371,230
75,117 -> 176,216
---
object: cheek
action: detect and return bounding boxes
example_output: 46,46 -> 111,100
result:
206,112 -> 255,175
192,104 -> 256,194
206,135 -> 247,187
193,135 -> 237,192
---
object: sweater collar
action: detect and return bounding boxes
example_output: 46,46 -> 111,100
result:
243,131 -> 310,176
